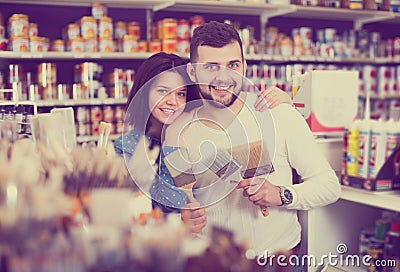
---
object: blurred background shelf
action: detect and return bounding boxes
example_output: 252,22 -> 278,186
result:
341,186 -> 400,212
34,98 -> 127,107
77,134 -> 120,143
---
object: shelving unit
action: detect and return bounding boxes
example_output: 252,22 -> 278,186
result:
3,0 -> 400,25
281,5 -> 397,29
166,0 -> 295,16
2,51 -> 399,65
5,0 -> 175,11
77,134 -> 119,143
34,98 -> 126,107
1,2 -> 399,271
0,51 -> 157,60
341,186 -> 400,212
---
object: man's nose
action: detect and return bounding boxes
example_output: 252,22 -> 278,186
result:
215,66 -> 231,81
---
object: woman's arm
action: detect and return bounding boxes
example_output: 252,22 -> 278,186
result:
150,146 -> 188,212
254,86 -> 292,112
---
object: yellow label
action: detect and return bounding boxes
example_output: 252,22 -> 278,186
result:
346,127 -> 359,176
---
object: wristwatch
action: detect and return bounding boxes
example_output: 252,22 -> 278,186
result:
279,186 -> 293,206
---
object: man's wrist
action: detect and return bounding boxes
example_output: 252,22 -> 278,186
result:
278,186 -> 294,206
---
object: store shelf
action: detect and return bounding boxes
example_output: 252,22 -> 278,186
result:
341,185 -> 400,212
262,55 -> 400,64
166,0 -> 295,16
285,5 -> 394,21
3,0 -> 174,11
0,51 -> 158,60
244,53 -> 263,61
2,51 -> 399,64
282,5 -> 396,28
35,98 -> 126,107
3,0 -> 400,26
77,134 -> 120,143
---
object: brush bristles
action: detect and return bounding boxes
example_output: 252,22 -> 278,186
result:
200,148 -> 241,178
199,148 -> 226,174
193,168 -> 220,189
98,122 -> 112,148
229,140 -> 274,178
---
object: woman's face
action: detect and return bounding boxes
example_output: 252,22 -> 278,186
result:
148,71 -> 187,126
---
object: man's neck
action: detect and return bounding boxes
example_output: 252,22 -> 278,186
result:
198,92 -> 247,130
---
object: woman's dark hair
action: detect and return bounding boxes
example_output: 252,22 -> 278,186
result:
190,21 -> 244,63
125,52 -> 199,131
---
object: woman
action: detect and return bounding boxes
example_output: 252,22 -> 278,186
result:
114,52 -> 292,213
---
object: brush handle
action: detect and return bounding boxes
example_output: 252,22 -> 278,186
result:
260,206 -> 269,217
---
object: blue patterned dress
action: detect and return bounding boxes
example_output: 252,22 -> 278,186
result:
114,128 -> 187,213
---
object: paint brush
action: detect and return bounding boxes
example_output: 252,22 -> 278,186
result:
230,140 -> 274,179
228,139 -> 274,216
98,121 -> 112,150
199,147 -> 242,180
163,142 -> 273,216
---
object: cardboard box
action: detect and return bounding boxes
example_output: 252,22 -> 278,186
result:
293,70 -> 359,134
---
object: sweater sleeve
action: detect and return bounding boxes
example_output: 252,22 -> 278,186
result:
113,134 -> 124,156
274,104 -> 341,210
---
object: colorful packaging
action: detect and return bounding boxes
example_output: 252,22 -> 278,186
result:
91,2 -> 107,19
368,120 -> 386,179
51,40 -> 65,52
81,16 -> 97,39
127,21 -> 140,40
357,119 -> 372,179
346,121 -> 360,177
8,14 -> 29,37
98,16 -> 113,38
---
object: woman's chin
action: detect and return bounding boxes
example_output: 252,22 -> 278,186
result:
162,116 -> 177,126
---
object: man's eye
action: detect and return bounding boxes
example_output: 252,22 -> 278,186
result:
205,64 -> 219,71
229,63 -> 240,69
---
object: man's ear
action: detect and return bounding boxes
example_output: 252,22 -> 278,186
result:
186,63 -> 197,83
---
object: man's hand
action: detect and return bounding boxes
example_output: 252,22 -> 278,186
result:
236,177 -> 282,208
254,86 -> 292,111
181,200 -> 207,235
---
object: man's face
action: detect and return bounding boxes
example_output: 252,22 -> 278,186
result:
188,41 -> 246,108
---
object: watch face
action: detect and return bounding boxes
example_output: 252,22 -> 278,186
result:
284,189 -> 293,201
283,188 -> 293,204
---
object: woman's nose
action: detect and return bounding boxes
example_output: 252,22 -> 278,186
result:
165,92 -> 177,105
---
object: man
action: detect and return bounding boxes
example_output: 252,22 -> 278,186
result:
163,21 -> 341,257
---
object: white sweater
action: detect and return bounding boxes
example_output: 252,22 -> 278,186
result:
177,92 -> 341,254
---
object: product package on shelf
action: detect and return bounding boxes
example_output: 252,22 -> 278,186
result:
0,87 -> 37,137
342,145 -> 400,191
341,86 -> 400,191
293,70 -> 359,134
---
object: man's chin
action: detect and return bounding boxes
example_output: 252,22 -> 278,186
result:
216,93 -> 238,107
208,99 -> 228,108
200,87 -> 239,108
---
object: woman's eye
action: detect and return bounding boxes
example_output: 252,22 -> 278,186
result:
157,89 -> 168,94
178,92 -> 187,97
